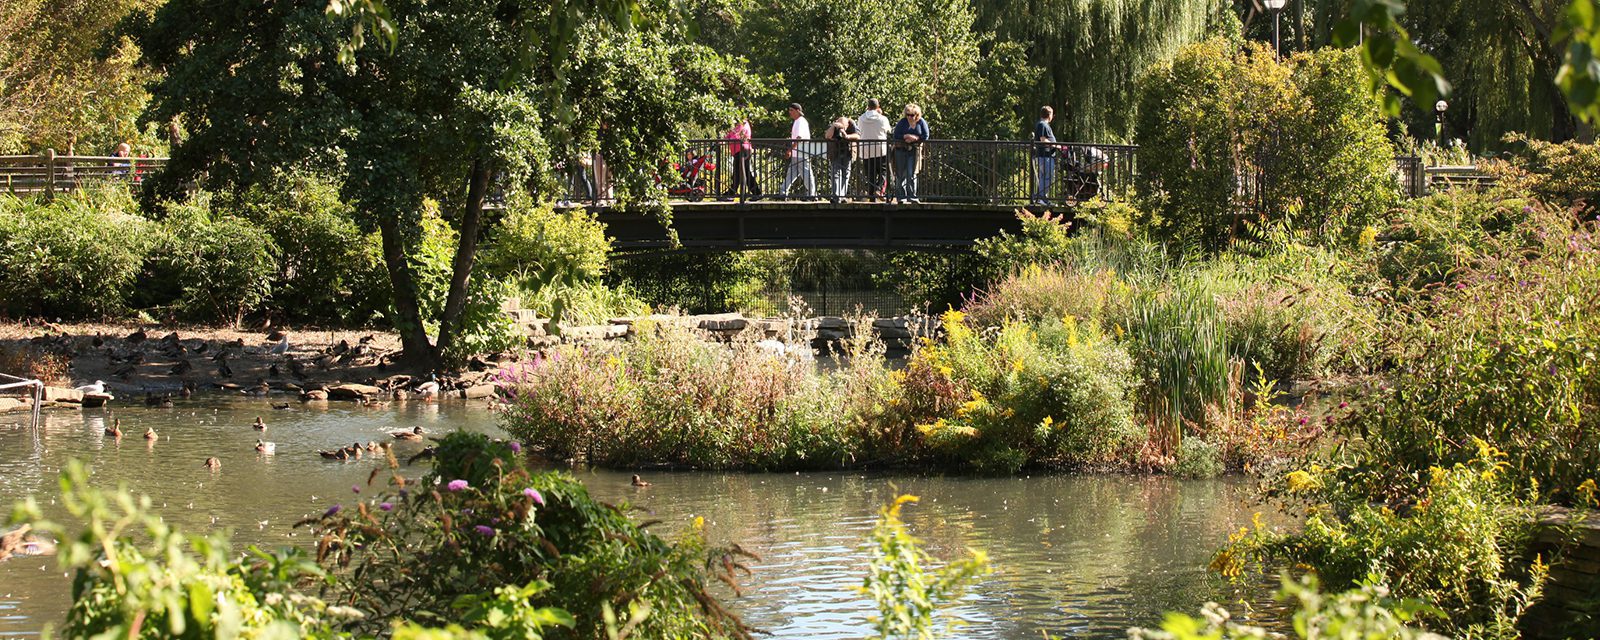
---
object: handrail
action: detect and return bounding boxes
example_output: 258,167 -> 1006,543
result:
0,150 -> 168,200
0,373 -> 45,432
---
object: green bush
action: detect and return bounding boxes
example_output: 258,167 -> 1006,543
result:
0,189 -> 156,319
1492,136 -> 1600,218
149,194 -> 277,325
1130,575 -> 1442,640
1135,40 -> 1397,251
479,196 -> 639,325
606,252 -> 769,314
410,206 -> 523,358
862,495 -> 988,640
1377,189 -> 1527,294
234,172 -> 390,325
1217,447 -> 1543,638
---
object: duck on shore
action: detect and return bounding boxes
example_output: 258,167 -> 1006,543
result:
391,426 -> 425,441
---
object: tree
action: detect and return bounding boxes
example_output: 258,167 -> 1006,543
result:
0,0 -> 164,154
135,0 -> 756,367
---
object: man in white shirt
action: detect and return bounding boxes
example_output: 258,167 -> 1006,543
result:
856,98 -> 891,202
779,102 -> 816,200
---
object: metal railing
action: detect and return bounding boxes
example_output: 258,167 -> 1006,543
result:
0,373 -> 45,432
0,150 -> 168,200
559,138 -> 1139,207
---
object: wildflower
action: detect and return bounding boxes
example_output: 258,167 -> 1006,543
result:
509,441 -> 522,454
352,485 -> 361,494
1285,470 -> 1319,493
447,479 -> 469,492
524,487 -> 545,506
1041,416 -> 1055,430
323,504 -> 342,518
1337,401 -> 1349,409
1577,479 -> 1598,506
378,502 -> 394,512
474,525 -> 496,537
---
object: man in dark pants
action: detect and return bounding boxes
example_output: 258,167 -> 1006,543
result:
856,99 -> 890,201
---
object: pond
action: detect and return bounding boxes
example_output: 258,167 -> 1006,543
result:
0,398 -> 1280,639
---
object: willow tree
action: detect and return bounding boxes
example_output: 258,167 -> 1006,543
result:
135,0 -> 754,367
975,0 -> 1234,142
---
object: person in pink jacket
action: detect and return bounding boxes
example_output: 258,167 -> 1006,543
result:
723,117 -> 758,200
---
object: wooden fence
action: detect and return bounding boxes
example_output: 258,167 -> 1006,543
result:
0,150 -> 168,200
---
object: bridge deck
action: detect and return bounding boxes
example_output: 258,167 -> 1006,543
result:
591,201 -> 1043,252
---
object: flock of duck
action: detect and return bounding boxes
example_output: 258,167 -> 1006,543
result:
98,415 -> 428,471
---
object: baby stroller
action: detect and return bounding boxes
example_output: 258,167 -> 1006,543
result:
1061,146 -> 1108,202
659,151 -> 717,201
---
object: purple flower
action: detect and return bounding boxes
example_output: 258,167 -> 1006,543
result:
509,441 -> 522,454
474,525 -> 496,537
352,485 -> 361,494
1338,401 -> 1349,409
524,487 -> 545,506
1298,417 -> 1308,425
1455,282 -> 1467,290
378,502 -> 394,511
447,479 -> 469,492
323,504 -> 342,518
399,489 -> 409,499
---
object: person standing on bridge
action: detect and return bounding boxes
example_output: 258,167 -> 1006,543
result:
1032,105 -> 1058,207
779,102 -> 816,200
889,104 -> 929,203
857,99 -> 891,201
824,116 -> 860,203
722,116 -> 756,200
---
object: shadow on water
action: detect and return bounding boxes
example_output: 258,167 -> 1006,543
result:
0,396 -> 1284,639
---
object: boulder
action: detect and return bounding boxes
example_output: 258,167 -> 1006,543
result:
80,393 -> 114,408
460,383 -> 497,399
41,387 -> 83,403
696,313 -> 749,333
0,397 -> 30,413
301,389 -> 330,401
327,383 -> 382,400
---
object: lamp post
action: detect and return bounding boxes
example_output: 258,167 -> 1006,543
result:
1264,0 -> 1289,57
1434,99 -> 1449,146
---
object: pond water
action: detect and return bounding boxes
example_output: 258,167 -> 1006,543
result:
0,398 -> 1280,639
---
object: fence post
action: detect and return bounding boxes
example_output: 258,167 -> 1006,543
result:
43,148 -> 57,202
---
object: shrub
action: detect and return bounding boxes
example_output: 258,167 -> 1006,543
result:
862,495 -> 988,640
310,431 -> 756,639
1215,446 -> 1543,638
410,206 -> 523,359
0,189 -> 156,319
1376,189 -> 1528,294
151,194 -> 277,325
1135,40 -> 1397,251
1491,136 -> 1600,218
1356,204 -> 1600,504
479,196 -> 635,325
1129,575 -> 1443,640
233,172 -> 389,325
1170,438 -> 1222,478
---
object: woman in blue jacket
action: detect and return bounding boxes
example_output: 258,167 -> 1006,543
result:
889,104 -> 929,203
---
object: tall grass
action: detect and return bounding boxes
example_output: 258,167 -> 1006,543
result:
1126,283 -> 1230,454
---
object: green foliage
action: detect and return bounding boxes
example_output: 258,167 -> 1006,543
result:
0,189 -> 156,319
479,197 -> 627,326
7,460 -> 341,639
1170,438 -> 1223,479
1331,0 -> 1450,117
1135,40 -> 1397,251
234,171 -> 391,325
1492,135 -> 1600,218
1125,282 -> 1229,451
1129,575 -> 1445,640
861,495 -> 988,640
312,430 -> 755,639
606,253 -> 769,314
1217,447 -> 1544,638
1355,203 -> 1600,504
150,194 -> 278,325
1558,0 -> 1600,124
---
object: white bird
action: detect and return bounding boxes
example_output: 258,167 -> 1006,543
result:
754,339 -> 787,357
267,336 -> 289,355
413,381 -> 440,397
255,439 -> 275,455
75,380 -> 106,394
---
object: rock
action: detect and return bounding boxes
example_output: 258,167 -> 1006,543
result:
697,314 -> 749,332
301,389 -> 329,401
41,387 -> 83,403
460,384 -> 497,399
80,393 -> 114,408
0,397 -> 30,413
327,383 -> 382,400
560,325 -> 628,341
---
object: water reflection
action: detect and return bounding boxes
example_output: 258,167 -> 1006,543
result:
0,398 -> 1278,639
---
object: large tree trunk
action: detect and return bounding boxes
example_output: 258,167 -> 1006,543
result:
433,157 -> 492,362
378,215 -> 438,369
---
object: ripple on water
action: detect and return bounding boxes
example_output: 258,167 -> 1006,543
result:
0,398 -> 1281,639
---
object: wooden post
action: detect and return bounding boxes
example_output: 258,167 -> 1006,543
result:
43,149 -> 56,202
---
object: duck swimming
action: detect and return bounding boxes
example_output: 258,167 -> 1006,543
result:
143,427 -> 157,441
104,418 -> 122,438
252,416 -> 266,431
318,448 -> 349,460
255,440 -> 275,454
390,426 -> 425,441
631,474 -> 651,487
203,457 -> 221,470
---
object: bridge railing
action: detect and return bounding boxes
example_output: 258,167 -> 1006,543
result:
562,138 -> 1138,206
0,151 -> 167,200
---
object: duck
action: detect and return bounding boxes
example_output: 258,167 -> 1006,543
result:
255,439 -> 275,454
390,426 -> 425,441
317,448 -> 348,460
246,380 -> 270,396
342,442 -> 364,456
76,380 -> 107,395
144,393 -> 173,408
179,380 -> 196,398
630,474 -> 651,487
252,416 -> 266,430
203,457 -> 221,471
365,441 -> 383,453
143,427 -> 157,441
271,402 -> 291,410
267,335 -> 290,355
104,418 -> 122,438
413,380 -> 441,397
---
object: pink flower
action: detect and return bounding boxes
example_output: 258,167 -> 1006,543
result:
447,479 -> 469,492
474,525 -> 496,537
509,441 -> 522,454
352,485 -> 361,494
378,502 -> 394,511
524,488 -> 545,506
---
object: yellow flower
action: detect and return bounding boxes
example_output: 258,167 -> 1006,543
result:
1040,416 -> 1055,430
1285,470 -> 1320,493
1578,479 -> 1598,506
1010,358 -> 1024,372
937,365 -> 953,377
1113,323 -> 1125,339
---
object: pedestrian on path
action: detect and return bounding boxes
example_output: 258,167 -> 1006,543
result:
824,116 -> 860,203
1032,106 -> 1058,206
723,116 -> 757,200
889,104 -> 929,203
856,99 -> 891,201
779,103 -> 816,200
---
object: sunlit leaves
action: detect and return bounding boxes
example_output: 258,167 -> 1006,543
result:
1332,0 -> 1451,116
325,0 -> 397,64
1556,0 -> 1600,122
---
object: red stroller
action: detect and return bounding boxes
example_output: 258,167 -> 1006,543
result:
660,151 -> 717,201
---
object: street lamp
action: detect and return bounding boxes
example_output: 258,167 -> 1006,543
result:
1434,99 -> 1449,146
1263,0 -> 1289,57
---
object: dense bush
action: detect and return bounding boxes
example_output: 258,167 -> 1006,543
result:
606,252 -> 772,314
1135,40 -> 1397,250
1129,576 -> 1442,640
1492,135 -> 1600,218
234,172 -> 390,325
478,197 -> 643,325
148,194 -> 278,325
0,188 -> 156,318
1217,446 -> 1543,638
